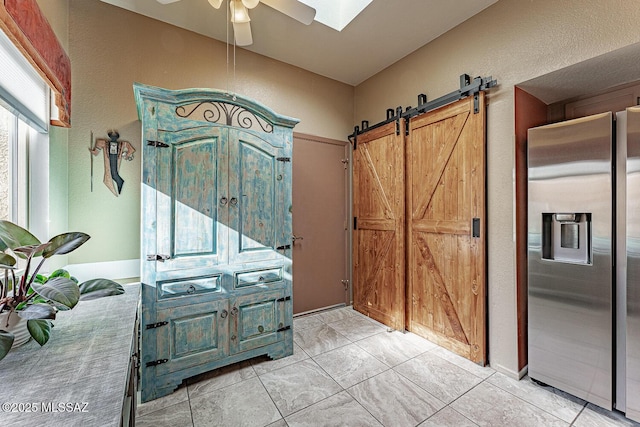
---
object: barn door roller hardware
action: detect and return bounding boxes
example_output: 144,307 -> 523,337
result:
402,74 -> 497,120
348,74 -> 497,141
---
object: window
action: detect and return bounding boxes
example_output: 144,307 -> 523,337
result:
0,105 -> 32,228
0,28 -> 50,235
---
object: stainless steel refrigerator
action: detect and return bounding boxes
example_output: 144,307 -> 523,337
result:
527,107 -> 639,421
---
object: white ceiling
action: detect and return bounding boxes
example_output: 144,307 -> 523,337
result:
100,0 -> 497,86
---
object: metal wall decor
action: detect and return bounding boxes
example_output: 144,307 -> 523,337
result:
89,130 -> 135,196
176,101 -> 274,133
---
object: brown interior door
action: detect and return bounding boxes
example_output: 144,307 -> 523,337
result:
352,122 -> 405,331
292,134 -> 349,314
406,94 -> 486,364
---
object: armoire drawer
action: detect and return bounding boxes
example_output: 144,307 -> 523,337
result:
157,275 -> 222,299
234,267 -> 283,288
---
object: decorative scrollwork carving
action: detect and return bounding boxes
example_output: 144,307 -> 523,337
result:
175,102 -> 273,133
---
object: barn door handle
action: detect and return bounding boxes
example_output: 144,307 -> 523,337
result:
472,218 -> 480,238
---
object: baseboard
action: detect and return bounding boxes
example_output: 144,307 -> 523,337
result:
64,259 -> 140,283
294,303 -> 347,317
518,365 -> 528,379
490,362 -> 525,380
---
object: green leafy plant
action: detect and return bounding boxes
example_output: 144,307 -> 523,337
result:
0,220 -> 125,361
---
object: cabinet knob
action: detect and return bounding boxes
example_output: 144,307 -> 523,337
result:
229,197 -> 238,206
187,285 -> 196,294
220,197 -> 228,206
220,310 -> 228,319
231,307 -> 238,316
231,335 -> 236,340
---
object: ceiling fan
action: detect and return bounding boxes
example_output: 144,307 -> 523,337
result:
157,0 -> 316,46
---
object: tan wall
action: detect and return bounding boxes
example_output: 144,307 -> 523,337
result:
64,0 -> 353,265
36,0 -> 70,270
355,0 -> 640,376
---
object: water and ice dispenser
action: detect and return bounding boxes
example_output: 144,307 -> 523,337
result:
541,213 -> 591,264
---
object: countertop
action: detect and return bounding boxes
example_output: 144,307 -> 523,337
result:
0,283 -> 139,426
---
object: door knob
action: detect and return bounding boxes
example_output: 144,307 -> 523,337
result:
292,235 -> 304,242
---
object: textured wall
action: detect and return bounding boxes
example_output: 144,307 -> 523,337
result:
35,0 -> 70,270
65,0 -> 354,265
355,0 -> 640,376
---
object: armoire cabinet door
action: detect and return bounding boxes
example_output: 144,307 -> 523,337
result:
228,129 -> 290,265
153,127 -> 229,275
230,287 -> 287,354
154,299 -> 230,376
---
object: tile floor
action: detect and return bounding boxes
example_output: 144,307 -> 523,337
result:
136,306 -> 640,427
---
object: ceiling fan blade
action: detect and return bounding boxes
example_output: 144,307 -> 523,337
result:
156,0 -> 181,4
241,0 -> 260,9
233,22 -> 253,46
260,0 -> 316,25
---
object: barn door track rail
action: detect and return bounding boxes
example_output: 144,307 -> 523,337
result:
348,74 -> 497,146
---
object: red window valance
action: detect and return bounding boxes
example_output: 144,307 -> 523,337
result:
0,0 -> 71,127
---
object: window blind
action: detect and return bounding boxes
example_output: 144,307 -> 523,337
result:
0,29 -> 48,133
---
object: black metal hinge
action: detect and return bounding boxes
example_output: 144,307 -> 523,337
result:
353,217 -> 357,230
145,321 -> 168,330
277,325 -> 291,332
277,296 -> 292,302
147,140 -> 169,148
277,244 -> 291,250
147,254 -> 171,262
277,157 -> 291,162
145,359 -> 168,367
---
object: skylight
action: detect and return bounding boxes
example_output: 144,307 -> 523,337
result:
299,0 -> 372,31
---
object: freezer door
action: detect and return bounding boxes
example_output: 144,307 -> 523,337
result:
528,112 -> 613,409
626,106 -> 640,422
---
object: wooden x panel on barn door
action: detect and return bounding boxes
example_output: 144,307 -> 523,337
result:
352,121 -> 405,331
406,94 -> 486,364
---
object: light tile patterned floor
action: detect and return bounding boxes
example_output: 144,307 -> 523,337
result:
136,306 -> 640,427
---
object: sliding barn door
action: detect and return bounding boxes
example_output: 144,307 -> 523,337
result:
407,94 -> 486,364
353,122 -> 405,330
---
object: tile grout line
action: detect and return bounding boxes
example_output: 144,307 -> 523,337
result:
486,373 -> 588,424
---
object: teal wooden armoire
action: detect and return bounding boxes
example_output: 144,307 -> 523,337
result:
134,83 -> 297,402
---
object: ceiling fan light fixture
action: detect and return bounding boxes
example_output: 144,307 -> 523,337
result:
230,0 -> 251,23
232,21 -> 253,46
208,0 -> 223,9
241,0 -> 260,9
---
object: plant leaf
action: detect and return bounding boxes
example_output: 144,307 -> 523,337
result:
0,220 -> 40,251
43,232 -> 90,258
18,304 -> 57,320
0,253 -> 16,269
48,269 -> 70,280
0,329 -> 15,360
27,319 -> 51,346
31,277 -> 80,309
79,279 -> 125,300
14,242 -> 51,259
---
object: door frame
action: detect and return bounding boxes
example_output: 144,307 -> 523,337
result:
292,132 -> 351,313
